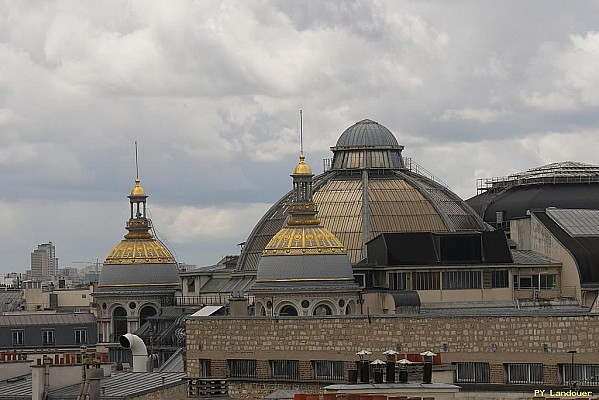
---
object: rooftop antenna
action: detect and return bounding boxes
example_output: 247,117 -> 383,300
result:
135,141 -> 139,179
300,109 -> 304,155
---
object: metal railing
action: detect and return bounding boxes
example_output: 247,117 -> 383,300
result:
454,362 -> 490,383
559,363 -> 599,387
187,378 -> 228,397
174,294 -> 253,307
477,174 -> 599,194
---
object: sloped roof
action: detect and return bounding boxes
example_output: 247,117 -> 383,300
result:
157,348 -> 185,373
534,209 -> 599,287
0,312 -> 95,327
364,231 -> 513,266
510,250 -> 560,265
547,208 -> 599,236
200,276 -> 255,293
47,372 -> 186,399
0,374 -> 30,399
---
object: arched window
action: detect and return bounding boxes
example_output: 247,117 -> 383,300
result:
113,306 -> 128,340
139,305 -> 157,328
313,304 -> 332,316
279,305 -> 298,316
345,303 -> 352,315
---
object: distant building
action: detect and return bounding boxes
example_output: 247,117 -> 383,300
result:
467,163 -> 599,307
0,312 -> 96,352
30,242 -> 58,281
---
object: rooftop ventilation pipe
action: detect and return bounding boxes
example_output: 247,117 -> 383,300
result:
119,333 -> 148,372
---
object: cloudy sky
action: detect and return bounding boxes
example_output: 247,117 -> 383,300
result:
2,1 -> 599,274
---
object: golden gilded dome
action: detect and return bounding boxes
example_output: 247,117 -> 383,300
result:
104,238 -> 175,265
262,225 -> 346,256
293,154 -> 312,175
130,179 -> 147,197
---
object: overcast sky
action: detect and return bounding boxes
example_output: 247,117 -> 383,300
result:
2,1 -> 599,274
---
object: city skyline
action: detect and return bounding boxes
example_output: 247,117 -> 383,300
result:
2,1 -> 599,273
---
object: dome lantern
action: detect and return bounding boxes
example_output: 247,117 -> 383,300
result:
330,119 -> 405,170
103,178 -> 175,265
290,153 -> 315,216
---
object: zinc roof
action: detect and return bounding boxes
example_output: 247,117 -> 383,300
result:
98,263 -> 179,287
47,372 -> 186,399
256,253 -> 354,283
0,291 -> 22,312
157,348 -> 185,373
534,209 -> 599,285
510,249 -> 560,265
0,312 -> 95,327
547,208 -> 599,237
334,119 -> 400,148
200,276 -> 255,293
0,375 -> 30,399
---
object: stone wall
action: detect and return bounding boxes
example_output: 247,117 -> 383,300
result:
186,313 -> 599,397
187,314 -> 599,364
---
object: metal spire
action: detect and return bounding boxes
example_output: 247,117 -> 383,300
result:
135,141 -> 139,179
300,109 -> 303,154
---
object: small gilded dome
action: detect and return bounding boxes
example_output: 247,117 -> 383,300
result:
262,226 -> 346,257
293,154 -> 313,175
130,179 -> 147,197
104,238 -> 176,265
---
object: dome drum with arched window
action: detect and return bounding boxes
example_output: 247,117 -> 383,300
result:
250,153 -> 360,316
255,295 -> 356,317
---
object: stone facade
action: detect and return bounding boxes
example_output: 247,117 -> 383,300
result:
187,313 -> 599,396
188,315 -> 599,361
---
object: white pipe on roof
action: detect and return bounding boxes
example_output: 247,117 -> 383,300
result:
119,333 -> 148,372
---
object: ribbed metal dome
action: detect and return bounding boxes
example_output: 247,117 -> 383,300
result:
262,226 -> 346,257
467,161 -> 599,225
104,239 -> 175,265
335,119 -> 400,148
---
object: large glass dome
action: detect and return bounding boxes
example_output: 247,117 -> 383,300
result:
237,119 -> 488,272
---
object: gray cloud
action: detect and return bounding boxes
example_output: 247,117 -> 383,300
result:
1,1 -> 599,273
